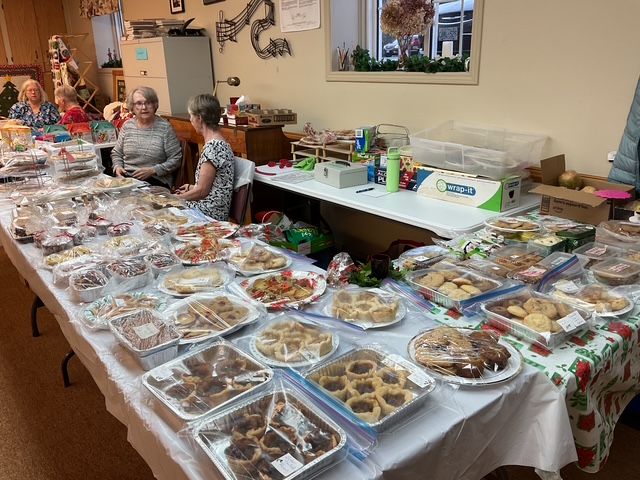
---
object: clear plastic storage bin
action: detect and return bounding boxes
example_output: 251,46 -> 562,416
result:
409,121 -> 547,179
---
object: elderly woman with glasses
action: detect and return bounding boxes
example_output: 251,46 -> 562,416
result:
111,85 -> 181,188
8,79 -> 60,130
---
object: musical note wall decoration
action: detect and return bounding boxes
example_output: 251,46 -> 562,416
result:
215,0 -> 291,59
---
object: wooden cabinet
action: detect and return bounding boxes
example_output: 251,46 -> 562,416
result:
165,114 -> 292,175
2,0 -> 67,98
120,37 -> 213,115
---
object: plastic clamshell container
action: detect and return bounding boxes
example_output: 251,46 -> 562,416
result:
304,345 -> 435,432
396,245 -> 449,271
481,290 -> 592,349
193,388 -> 346,480
490,246 -> 545,272
573,242 -> 622,267
590,258 -> 640,286
143,341 -> 273,421
597,220 -> 640,244
409,121 -> 546,179
106,259 -> 152,289
406,263 -> 503,312
69,269 -> 109,303
144,251 -> 182,277
109,309 -> 180,370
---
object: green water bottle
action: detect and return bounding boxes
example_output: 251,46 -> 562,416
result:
386,147 -> 400,193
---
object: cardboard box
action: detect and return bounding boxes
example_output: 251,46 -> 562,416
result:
414,166 -> 521,212
529,155 -> 635,224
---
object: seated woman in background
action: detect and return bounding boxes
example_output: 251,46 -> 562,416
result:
111,86 -> 181,188
175,94 -> 235,221
8,79 -> 60,130
54,85 -> 90,124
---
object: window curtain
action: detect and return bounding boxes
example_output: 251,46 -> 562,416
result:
79,0 -> 119,18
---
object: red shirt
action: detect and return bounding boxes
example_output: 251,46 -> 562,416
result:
59,106 -> 90,124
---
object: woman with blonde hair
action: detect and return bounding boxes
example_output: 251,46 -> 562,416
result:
54,85 -> 89,124
8,79 -> 60,130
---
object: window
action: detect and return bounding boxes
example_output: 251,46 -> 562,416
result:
326,0 -> 483,85
374,0 -> 474,62
91,9 -> 124,67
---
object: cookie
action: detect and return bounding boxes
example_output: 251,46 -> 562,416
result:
555,302 -> 574,318
452,277 -> 472,286
523,313 -> 552,332
609,297 -> 629,311
507,305 -> 527,318
448,289 -> 472,301
419,272 -> 445,289
460,284 -> 481,295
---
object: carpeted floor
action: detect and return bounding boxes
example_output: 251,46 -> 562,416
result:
0,248 -> 637,480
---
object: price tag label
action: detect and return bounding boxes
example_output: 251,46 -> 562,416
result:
413,255 -> 429,262
554,280 -> 580,294
114,297 -> 127,307
133,322 -> 159,340
387,354 -> 433,388
609,263 -> 631,273
271,453 -> 304,476
556,311 -> 587,332
151,366 -> 173,382
585,246 -> 607,256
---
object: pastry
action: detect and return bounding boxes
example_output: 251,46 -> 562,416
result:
347,377 -> 382,398
346,395 -> 381,423
418,272 -> 445,288
375,367 -> 408,388
254,319 -> 333,364
224,437 -> 262,471
331,290 -> 400,324
318,375 -> 349,401
507,305 -> 528,318
259,425 -> 298,457
374,386 -> 413,416
345,359 -> 378,380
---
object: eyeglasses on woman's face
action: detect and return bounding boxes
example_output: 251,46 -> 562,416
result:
133,101 -> 152,108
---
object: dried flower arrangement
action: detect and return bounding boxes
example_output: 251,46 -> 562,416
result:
380,0 -> 435,69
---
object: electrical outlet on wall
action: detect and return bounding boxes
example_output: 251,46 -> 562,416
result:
608,151 -> 617,163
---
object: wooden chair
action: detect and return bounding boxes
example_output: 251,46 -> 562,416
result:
229,156 -> 255,225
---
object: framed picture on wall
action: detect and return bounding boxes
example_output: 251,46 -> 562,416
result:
0,64 -> 44,117
111,69 -> 126,102
170,0 -> 185,14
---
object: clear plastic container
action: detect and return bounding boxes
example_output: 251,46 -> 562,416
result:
573,242 -> 621,267
106,259 -> 152,289
69,269 -> 109,303
410,121 -> 547,179
109,309 -> 180,370
590,258 -> 640,286
482,290 -> 592,349
596,220 -> 640,247
406,262 -> 503,312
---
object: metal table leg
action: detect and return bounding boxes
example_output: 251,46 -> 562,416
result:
61,350 -> 76,388
31,296 -> 44,337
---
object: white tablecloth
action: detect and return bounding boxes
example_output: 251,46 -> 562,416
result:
0,201 -> 577,480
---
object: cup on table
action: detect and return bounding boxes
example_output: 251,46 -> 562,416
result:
371,253 -> 390,279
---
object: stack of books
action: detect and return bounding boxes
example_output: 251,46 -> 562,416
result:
123,20 -> 156,40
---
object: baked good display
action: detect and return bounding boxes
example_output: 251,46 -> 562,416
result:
107,222 -> 132,237
485,217 -> 540,232
143,210 -> 189,226
44,245 -> 93,268
106,259 -> 151,288
590,259 -> 640,286
175,221 -> 237,241
144,251 -> 181,275
165,293 -> 258,342
161,265 -> 230,296
143,342 -> 272,420
410,327 -> 516,384
142,222 -> 173,238
174,238 -> 221,265
83,293 -> 166,331
601,220 -> 640,240
41,235 -> 73,256
252,317 -> 336,366
553,284 -> 632,316
395,245 -> 448,271
241,270 -> 326,309
86,217 -> 113,235
69,268 -> 109,303
491,247 -> 545,271
94,177 -> 134,190
102,235 -> 144,255
306,347 -> 434,429
228,243 -> 290,274
483,291 -> 591,344
193,390 -> 343,480
328,289 -> 403,327
407,262 -> 501,309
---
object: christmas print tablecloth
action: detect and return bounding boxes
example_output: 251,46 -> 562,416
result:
426,302 -> 640,473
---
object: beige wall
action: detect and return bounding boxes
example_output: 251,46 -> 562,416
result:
118,0 -> 640,178
61,0 -> 99,96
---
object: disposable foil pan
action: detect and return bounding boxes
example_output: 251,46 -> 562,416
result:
143,341 -> 273,421
304,345 -> 435,432
194,388 -> 347,480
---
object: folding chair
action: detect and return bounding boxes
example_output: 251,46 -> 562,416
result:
229,156 -> 255,225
